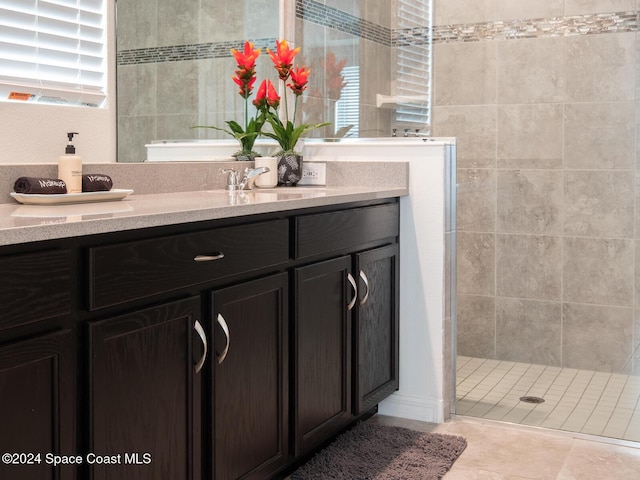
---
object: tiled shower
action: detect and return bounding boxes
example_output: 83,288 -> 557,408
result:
431,0 -> 640,441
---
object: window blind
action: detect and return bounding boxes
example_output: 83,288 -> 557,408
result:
334,66 -> 360,137
394,0 -> 431,131
0,0 -> 107,107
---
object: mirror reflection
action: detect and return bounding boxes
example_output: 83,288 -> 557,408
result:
116,0 -> 432,162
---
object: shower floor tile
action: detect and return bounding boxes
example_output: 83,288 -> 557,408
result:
456,356 -> 640,442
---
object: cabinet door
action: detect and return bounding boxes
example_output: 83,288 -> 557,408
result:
0,330 -> 75,480
211,273 -> 288,480
294,256 -> 353,456
354,244 -> 399,414
89,297 -> 202,480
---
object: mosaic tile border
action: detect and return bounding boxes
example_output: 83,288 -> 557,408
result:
295,0 -> 392,46
117,0 -> 419,66
433,11 -> 639,43
117,1 -> 396,66
393,26 -> 431,47
117,38 -> 275,66
117,8 -> 638,65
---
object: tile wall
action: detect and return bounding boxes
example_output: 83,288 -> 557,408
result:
295,0 -> 394,138
115,0 -> 280,163
432,0 -> 640,374
116,0 -> 432,162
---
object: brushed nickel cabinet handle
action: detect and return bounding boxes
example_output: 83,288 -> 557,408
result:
194,320 -> 207,374
347,273 -> 357,311
216,313 -> 230,365
359,270 -> 370,306
194,253 -> 225,262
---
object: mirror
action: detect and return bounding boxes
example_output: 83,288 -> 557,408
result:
116,0 -> 432,162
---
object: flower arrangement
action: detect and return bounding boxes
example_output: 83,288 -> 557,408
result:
193,39 -> 329,174
256,39 -> 329,155
193,41 -> 265,159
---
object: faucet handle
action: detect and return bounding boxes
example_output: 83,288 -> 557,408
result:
221,168 -> 245,191
221,168 -> 239,186
221,167 -> 269,191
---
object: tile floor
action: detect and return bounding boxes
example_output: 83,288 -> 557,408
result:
370,414 -> 640,480
456,356 -> 640,443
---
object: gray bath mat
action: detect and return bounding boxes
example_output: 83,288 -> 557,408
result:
291,422 -> 467,479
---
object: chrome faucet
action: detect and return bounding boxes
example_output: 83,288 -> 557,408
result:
221,167 -> 270,191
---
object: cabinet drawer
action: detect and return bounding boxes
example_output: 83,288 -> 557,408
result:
295,203 -> 399,259
0,249 -> 71,331
89,219 -> 289,310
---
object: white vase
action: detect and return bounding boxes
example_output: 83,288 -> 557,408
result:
254,156 -> 278,188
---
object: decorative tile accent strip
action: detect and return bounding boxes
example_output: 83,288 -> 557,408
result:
393,26 -> 431,47
433,11 -> 639,43
296,0 -> 392,46
117,38 -> 275,66
117,1 -> 414,66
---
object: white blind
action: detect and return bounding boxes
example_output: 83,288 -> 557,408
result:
334,66 -> 359,137
0,0 -> 107,107
395,0 -> 431,131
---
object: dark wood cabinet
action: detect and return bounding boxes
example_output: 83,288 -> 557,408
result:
292,202 -> 400,456
88,220 -> 289,310
0,330 -> 75,480
354,244 -> 399,414
210,273 -> 289,480
0,198 -> 400,480
88,297 -> 202,480
0,249 -> 71,332
293,256 -> 353,456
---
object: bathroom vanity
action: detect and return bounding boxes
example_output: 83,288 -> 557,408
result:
0,186 -> 404,480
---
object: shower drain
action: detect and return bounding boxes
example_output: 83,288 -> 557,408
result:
520,396 -> 545,404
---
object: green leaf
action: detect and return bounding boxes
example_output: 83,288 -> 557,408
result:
191,124 -> 234,137
226,120 -> 245,135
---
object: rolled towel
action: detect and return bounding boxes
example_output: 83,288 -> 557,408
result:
14,177 -> 67,194
82,174 -> 113,192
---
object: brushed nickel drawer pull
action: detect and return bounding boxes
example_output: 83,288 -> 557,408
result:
359,270 -> 370,306
347,273 -> 357,311
194,320 -> 207,374
216,313 -> 230,365
194,253 -> 225,262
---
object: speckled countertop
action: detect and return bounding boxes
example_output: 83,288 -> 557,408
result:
0,161 -> 408,247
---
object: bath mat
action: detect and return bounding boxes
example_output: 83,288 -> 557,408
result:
291,422 -> 467,480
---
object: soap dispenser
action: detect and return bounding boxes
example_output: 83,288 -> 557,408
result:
58,132 -> 82,193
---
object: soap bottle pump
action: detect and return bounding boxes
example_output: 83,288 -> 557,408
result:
58,132 -> 82,193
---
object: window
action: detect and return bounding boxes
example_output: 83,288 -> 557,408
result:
334,65 -> 360,137
0,0 -> 107,107
394,0 -> 431,131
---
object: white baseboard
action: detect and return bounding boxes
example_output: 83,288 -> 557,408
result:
377,393 -> 444,424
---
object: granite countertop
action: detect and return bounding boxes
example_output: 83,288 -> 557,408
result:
0,160 -> 408,247
0,185 -> 408,247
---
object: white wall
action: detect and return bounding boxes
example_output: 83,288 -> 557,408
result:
0,1 -> 116,165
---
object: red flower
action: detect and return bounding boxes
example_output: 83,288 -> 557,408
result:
231,41 -> 260,98
253,79 -> 280,109
233,73 -> 257,97
253,79 -> 267,108
231,40 -> 261,70
287,66 -> 310,96
265,79 -> 280,108
267,39 -> 300,81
